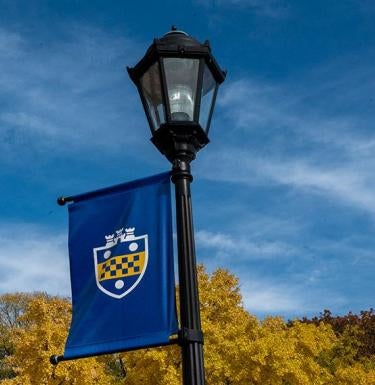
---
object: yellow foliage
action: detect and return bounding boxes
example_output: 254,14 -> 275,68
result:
0,267 -> 374,384
328,364 -> 375,385
2,294 -> 112,385
118,345 -> 181,385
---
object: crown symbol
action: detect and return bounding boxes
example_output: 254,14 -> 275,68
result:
105,233 -> 116,246
116,228 -> 124,237
125,227 -> 135,237
104,227 -> 136,245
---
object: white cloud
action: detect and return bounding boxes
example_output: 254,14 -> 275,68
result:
202,61 -> 375,216
241,278 -> 346,315
200,147 -> 375,215
1,112 -> 59,135
0,25 -> 147,163
241,281 -> 303,313
196,229 -> 297,260
194,227 -> 346,315
0,28 -> 24,58
0,223 -> 70,296
195,0 -> 289,18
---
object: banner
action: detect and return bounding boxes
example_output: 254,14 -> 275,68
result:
64,172 -> 178,359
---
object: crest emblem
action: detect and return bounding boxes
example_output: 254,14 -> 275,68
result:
93,227 -> 148,299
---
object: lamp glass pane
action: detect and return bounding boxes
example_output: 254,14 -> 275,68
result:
163,58 -> 199,122
199,64 -> 217,131
140,61 -> 165,131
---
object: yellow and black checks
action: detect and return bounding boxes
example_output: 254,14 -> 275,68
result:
97,252 -> 145,282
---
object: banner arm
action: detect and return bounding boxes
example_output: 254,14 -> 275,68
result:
50,355 -> 64,365
57,171 -> 171,206
49,337 -> 179,366
57,196 -> 74,206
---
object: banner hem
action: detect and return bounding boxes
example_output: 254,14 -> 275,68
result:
64,330 -> 178,360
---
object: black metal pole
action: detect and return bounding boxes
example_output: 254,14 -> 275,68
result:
171,155 -> 205,385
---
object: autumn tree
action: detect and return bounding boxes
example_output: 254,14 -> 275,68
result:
1,267 -> 375,384
0,294 -> 112,385
0,293 -> 37,380
117,267 -> 347,385
299,308 -> 375,360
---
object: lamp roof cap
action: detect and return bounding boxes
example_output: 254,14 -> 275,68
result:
127,26 -> 226,85
157,26 -> 202,47
163,25 -> 189,37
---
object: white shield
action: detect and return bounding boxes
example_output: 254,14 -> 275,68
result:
93,229 -> 148,299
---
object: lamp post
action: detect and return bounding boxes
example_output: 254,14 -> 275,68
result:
127,26 -> 226,385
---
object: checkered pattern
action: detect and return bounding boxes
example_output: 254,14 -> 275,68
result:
97,252 -> 145,282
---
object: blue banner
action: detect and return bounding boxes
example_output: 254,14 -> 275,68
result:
64,172 -> 178,359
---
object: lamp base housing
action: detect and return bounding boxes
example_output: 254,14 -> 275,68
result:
151,123 -> 209,163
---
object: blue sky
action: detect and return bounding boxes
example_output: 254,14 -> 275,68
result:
0,0 -> 374,319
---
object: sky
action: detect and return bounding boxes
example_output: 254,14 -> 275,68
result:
0,0 -> 374,319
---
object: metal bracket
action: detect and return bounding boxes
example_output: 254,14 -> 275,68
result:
57,196 -> 74,206
50,355 -> 64,365
178,327 -> 204,345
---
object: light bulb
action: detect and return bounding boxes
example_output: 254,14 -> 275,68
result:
169,85 -> 194,121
